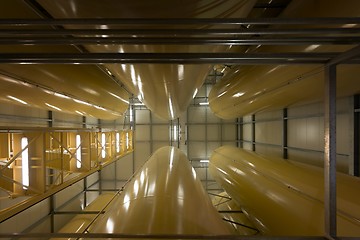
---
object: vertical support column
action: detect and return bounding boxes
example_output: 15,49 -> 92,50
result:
252,114 -> 256,151
186,107 -> 190,157
48,111 -> 53,128
236,118 -> 240,148
239,117 -> 243,148
283,108 -> 288,159
47,110 -> 55,233
324,64 -> 337,239
82,116 -> 86,129
177,118 -> 180,149
83,177 -> 87,208
220,118 -> 223,146
131,101 -> 136,174
354,94 -> 360,176
149,110 -> 153,153
170,119 -> 173,146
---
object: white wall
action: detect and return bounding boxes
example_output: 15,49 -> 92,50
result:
240,97 -> 354,174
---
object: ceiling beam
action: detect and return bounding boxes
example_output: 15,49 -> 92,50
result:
0,52 -> 358,64
0,17 -> 359,26
0,36 -> 359,45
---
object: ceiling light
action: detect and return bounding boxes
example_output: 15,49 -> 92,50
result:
8,95 -> 28,105
45,103 -> 62,111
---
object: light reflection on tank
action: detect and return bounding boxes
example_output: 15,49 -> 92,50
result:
209,146 -> 360,236
87,146 -> 232,235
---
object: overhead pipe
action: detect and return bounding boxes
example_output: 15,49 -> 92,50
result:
209,0 -> 360,119
0,1 -> 130,120
209,146 -> 360,236
35,0 -> 256,120
0,17 -> 359,26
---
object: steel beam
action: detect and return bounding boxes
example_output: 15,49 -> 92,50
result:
252,115 -> 256,152
1,27 -> 359,36
0,52 -> 355,64
354,94 -> 360,176
324,64 -> 337,239
0,37 -> 359,45
283,108 -> 288,159
0,17 -> 359,25
0,232 -> 333,239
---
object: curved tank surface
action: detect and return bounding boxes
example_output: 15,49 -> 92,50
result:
36,0 -> 256,120
87,146 -> 232,235
209,146 -> 360,236
209,0 -> 360,119
0,1 -> 130,120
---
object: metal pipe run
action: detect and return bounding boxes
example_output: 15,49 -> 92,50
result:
1,28 -> 360,36
1,37 -> 359,45
0,52 -> 358,64
0,17 -> 359,26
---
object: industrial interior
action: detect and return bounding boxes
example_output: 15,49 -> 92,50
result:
0,0 -> 359,239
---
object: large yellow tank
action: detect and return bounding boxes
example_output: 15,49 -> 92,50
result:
209,146 -> 360,236
87,146 -> 232,235
0,1 -> 130,120
209,0 -> 360,119
35,0 -> 256,120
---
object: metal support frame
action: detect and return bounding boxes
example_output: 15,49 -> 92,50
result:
240,117 -> 244,148
0,17 -> 359,25
0,52 -> 358,64
283,108 -> 288,159
354,94 -> 360,176
1,36 -> 360,45
251,115 -> 256,152
323,44 -> 360,238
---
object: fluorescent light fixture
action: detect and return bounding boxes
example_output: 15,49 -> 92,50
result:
8,95 -> 27,105
129,107 -> 133,122
169,98 -> 174,119
192,88 -> 198,99
74,99 -> 92,106
45,103 -> 62,111
217,91 -> 227,98
94,105 -> 107,111
173,125 -> 177,141
200,159 -> 209,163
109,92 -> 129,104
130,65 -> 137,86
101,133 -> 106,158
133,102 -> 145,106
105,68 -> 112,76
199,102 -> 209,106
21,137 -> 29,189
232,92 -> 245,98
169,147 -> 174,170
76,134 -> 82,168
75,110 -> 84,115
54,92 -> 70,99
126,132 -> 129,149
116,132 -> 120,153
